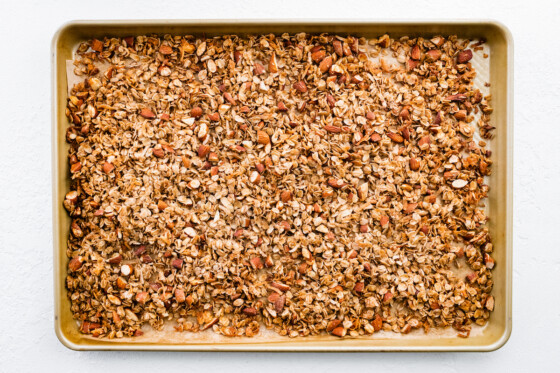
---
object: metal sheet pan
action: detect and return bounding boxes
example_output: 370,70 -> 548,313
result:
52,19 -> 513,351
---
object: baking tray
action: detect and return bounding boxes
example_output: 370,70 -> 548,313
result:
52,19 -> 513,351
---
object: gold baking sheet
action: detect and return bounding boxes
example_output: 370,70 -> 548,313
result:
52,20 -> 513,351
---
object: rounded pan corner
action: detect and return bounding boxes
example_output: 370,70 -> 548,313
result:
481,321 -> 513,352
484,19 -> 514,49
54,317 -> 82,352
51,20 -> 81,53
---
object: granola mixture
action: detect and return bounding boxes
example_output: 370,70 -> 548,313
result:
64,33 -> 495,339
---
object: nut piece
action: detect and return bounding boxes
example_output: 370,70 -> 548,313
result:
457,49 -> 473,64
191,107 -> 203,118
257,130 -> 270,145
68,257 -> 83,271
159,45 -> 173,55
293,81 -> 308,93
387,132 -> 404,143
410,45 -> 421,60
102,162 -> 114,174
70,162 -> 82,173
426,49 -> 442,61
280,190 -> 292,203
324,125 -> 342,133
328,178 -> 346,189
120,264 -> 133,276
253,62 -> 266,75
333,40 -> 343,56
269,53 -> 278,73
409,157 -> 420,171
249,171 -> 261,184
140,108 -> 156,119
452,179 -> 469,189
198,145 -> 210,158
319,56 -> 333,73
152,148 -> 165,158
172,258 -> 183,269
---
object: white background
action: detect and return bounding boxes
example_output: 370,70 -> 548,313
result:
0,0 -> 558,371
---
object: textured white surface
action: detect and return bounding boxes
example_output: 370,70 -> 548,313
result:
0,0 -> 558,371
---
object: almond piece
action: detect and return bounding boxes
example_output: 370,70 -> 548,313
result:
191,106 -> 203,118
311,48 -> 326,63
333,40 -> 343,56
409,157 -> 420,171
400,107 -> 410,120
175,289 -> 186,303
277,102 -> 288,112
331,326 -> 346,337
250,257 -> 264,270
383,292 -> 393,303
140,108 -> 156,119
102,162 -> 114,174
484,253 -> 495,269
328,178 -> 346,189
198,145 -> 210,158
249,171 -> 261,184
120,264 -> 133,276
418,135 -> 431,147
91,39 -> 103,52
485,295 -> 495,311
107,254 -> 122,265
136,291 -> 149,304
326,94 -> 336,108
172,258 -> 183,269
274,294 -> 286,313
65,190 -> 79,205
357,182 -> 368,201
253,62 -> 266,75
271,282 -> 290,292
372,314 -> 383,331
243,307 -> 257,316
354,282 -> 365,293
257,130 -> 270,145
457,49 -> 473,64
70,162 -> 82,173
454,110 -> 467,121
326,319 -> 342,332
324,125 -> 342,133
431,36 -> 445,47
387,132 -> 404,143
445,93 -> 468,102
224,92 -> 236,105
208,112 -> 220,121
153,148 -> 165,158
68,257 -> 83,271
293,81 -> 307,93
255,163 -> 265,173
406,59 -> 419,71
426,49 -> 442,61
116,277 -> 127,289
269,53 -> 278,73
159,45 -> 173,55
158,200 -> 168,211
233,50 -> 243,64
124,36 -> 135,47
410,44 -> 421,60
319,56 -> 333,73
280,190 -> 292,203
380,215 -> 389,228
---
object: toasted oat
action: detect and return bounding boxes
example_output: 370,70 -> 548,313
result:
65,33 -> 494,339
